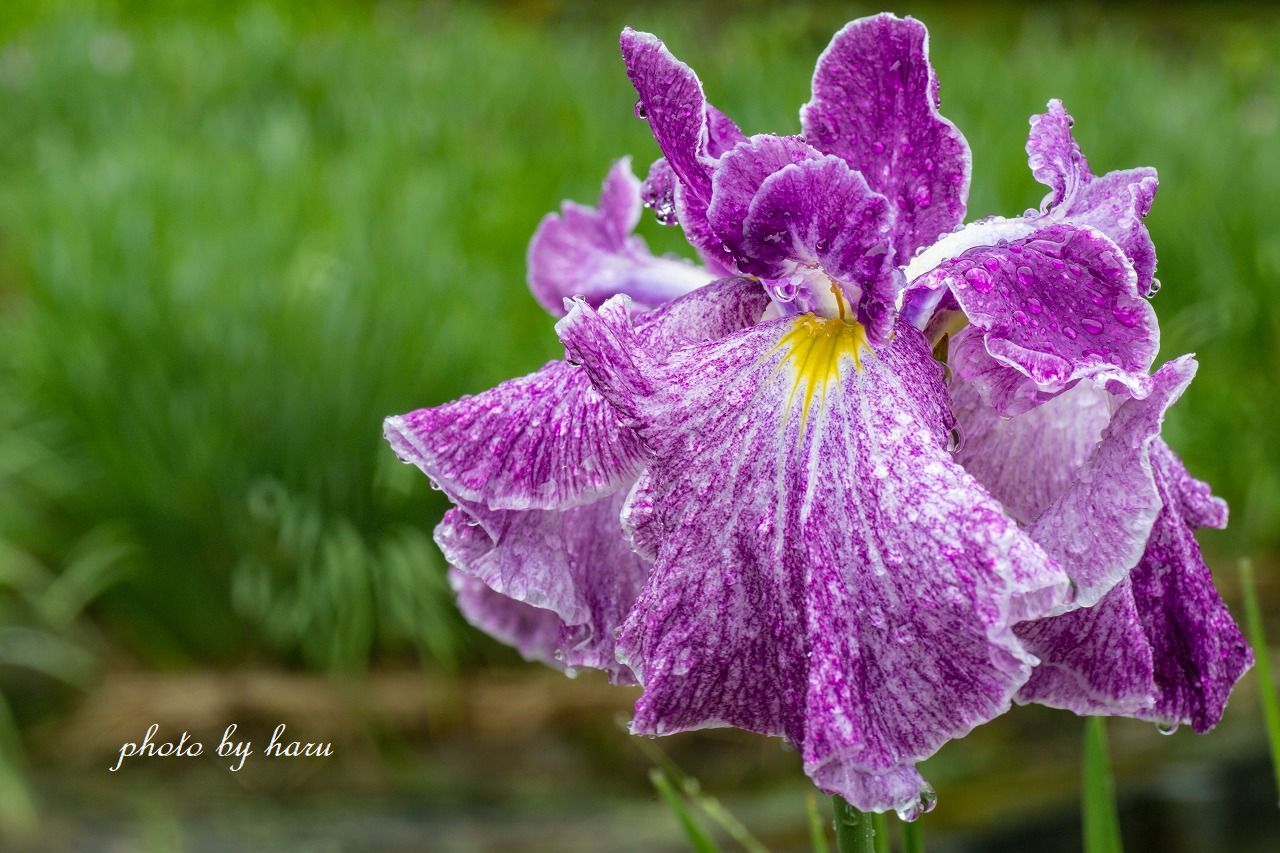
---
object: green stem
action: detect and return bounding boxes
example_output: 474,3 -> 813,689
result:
1240,558 -> 1280,801
1081,716 -> 1124,853
901,820 -> 924,853
832,796 -> 877,853
871,813 -> 890,853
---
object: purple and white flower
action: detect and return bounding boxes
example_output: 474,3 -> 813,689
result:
385,12 -> 1250,815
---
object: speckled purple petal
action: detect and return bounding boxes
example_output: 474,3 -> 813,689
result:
1027,100 -> 1160,294
913,223 -> 1158,415
527,157 -> 710,314
620,29 -> 740,270
953,374 -> 1114,526
557,299 -> 1070,813
1017,438 -> 1250,730
385,278 -> 768,513
1026,358 -> 1196,608
439,494 -> 647,683
801,13 -> 970,259
388,278 -> 768,680
385,357 -> 644,512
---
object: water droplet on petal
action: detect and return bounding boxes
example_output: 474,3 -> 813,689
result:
964,268 -> 993,293
1147,277 -> 1162,297
896,784 -> 937,822
872,140 -> 886,154
1016,266 -> 1035,287
983,257 -> 1000,273
815,237 -> 830,253
1157,722 -> 1178,736
1080,317 -> 1105,335
633,99 -> 647,120
1026,296 -> 1043,314
1063,325 -> 1078,340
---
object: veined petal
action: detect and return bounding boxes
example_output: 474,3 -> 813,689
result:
1016,439 -> 1251,730
439,495 -> 647,684
558,299 -> 1070,813
389,279 -> 768,680
527,157 -> 710,314
386,278 -> 768,513
954,352 -> 1250,730
914,223 -> 1158,415
1028,100 -> 1160,294
1026,357 -> 1194,608
449,566 -> 564,668
801,13 -> 971,258
386,358 -> 644,512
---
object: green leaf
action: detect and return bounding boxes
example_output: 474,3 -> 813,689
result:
1082,716 -> 1124,853
1241,558 -> 1280,802
650,768 -> 720,853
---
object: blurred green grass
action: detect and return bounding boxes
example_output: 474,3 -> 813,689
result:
0,0 -> 1276,678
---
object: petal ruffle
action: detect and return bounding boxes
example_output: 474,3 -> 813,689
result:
913,223 -> 1158,415
388,278 -> 768,679
449,566 -> 563,668
557,298 -> 1070,813
1016,438 -> 1251,730
620,28 -> 741,271
527,157 -> 710,314
801,13 -> 970,259
385,277 -> 768,513
1024,358 -> 1192,607
1028,100 -> 1160,295
439,495 -> 647,683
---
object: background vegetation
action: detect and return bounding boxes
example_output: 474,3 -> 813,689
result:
0,1 -> 1275,849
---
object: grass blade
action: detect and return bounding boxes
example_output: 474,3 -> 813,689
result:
650,768 -> 720,853
1240,558 -> 1280,801
1082,716 -> 1124,853
807,792 -> 831,853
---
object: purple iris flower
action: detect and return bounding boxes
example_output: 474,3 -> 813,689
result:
385,13 -> 1250,816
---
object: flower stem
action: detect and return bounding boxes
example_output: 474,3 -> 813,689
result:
832,796 -> 877,853
1082,716 -> 1124,853
901,819 -> 924,853
871,813 -> 890,853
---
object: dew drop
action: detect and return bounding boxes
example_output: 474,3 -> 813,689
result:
1147,277 -> 1162,297
872,140 -> 886,154
1016,266 -> 1035,287
633,99 -> 647,120
983,257 -> 1001,273
1063,325 -> 1078,340
964,268 -> 994,293
1157,722 -> 1178,736
895,784 -> 937,822
1080,317 -> 1105,335
816,237 -> 830,253
1026,296 -> 1043,314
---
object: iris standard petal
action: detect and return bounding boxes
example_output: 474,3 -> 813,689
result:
801,13 -> 970,259
557,297 -> 1070,813
912,223 -> 1158,415
1028,100 -> 1160,294
527,157 -> 710,313
620,28 -> 740,271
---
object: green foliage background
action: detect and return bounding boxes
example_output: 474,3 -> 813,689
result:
0,0 -> 1276,677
